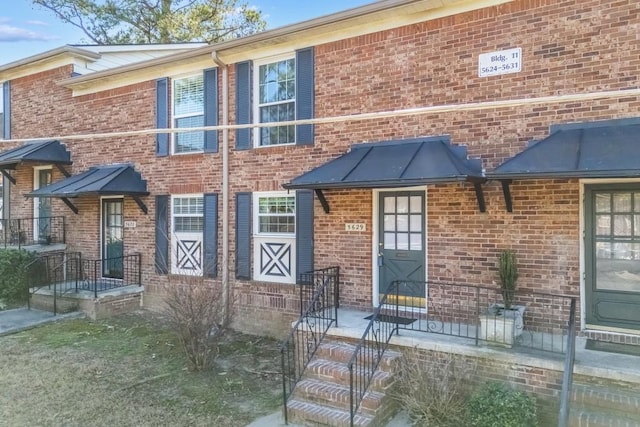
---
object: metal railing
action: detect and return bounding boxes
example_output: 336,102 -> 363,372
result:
558,298 -> 577,427
29,251 -> 142,299
280,266 -> 340,425
0,216 -> 65,248
388,280 -> 576,354
347,279 -> 399,427
346,280 -> 576,426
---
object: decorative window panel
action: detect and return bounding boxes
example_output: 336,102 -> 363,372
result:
171,195 -> 204,275
173,75 -> 204,154
255,57 -> 296,147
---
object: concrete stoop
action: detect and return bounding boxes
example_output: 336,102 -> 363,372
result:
569,381 -> 640,427
287,340 -> 401,427
29,285 -> 143,319
30,292 -> 79,314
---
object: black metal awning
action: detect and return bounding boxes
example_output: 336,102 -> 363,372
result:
283,137 -> 486,212
488,118 -> 640,211
0,140 -> 72,184
27,164 -> 149,214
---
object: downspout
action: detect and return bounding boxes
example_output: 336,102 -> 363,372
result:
212,52 -> 230,325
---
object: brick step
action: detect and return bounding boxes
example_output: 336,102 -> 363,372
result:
294,378 -> 388,417
571,383 -> 640,415
287,398 -> 374,427
306,358 -> 395,390
568,405 -> 640,427
314,341 -> 402,369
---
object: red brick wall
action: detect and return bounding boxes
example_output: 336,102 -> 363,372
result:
5,0 -> 640,335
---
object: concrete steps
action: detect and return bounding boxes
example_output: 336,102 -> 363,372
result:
569,382 -> 640,427
288,340 -> 401,427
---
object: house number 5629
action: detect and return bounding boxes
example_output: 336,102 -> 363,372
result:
345,223 -> 366,232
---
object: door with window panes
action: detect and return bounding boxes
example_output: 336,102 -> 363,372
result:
378,191 -> 426,307
585,184 -> 640,331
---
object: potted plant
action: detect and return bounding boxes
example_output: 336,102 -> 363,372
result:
479,249 -> 525,347
499,249 -> 518,311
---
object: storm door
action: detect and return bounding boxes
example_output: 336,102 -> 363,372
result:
377,191 -> 426,307
102,198 -> 124,279
585,184 -> 640,331
34,168 -> 52,243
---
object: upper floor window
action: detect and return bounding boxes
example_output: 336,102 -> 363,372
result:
254,56 -> 296,147
0,84 -> 4,140
173,75 -> 204,154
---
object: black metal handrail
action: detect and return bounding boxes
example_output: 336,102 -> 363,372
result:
558,298 -> 577,427
28,251 -> 141,299
1,216 -> 65,248
280,266 -> 340,425
347,281 -> 400,427
388,280 -> 576,354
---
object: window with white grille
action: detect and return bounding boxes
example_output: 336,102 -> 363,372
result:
172,75 -> 204,154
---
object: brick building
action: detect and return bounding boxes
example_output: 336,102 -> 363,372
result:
1,0 -> 640,424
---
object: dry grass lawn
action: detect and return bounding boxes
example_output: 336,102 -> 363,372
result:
0,312 -> 282,426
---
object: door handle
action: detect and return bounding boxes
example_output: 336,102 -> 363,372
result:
378,252 -> 383,266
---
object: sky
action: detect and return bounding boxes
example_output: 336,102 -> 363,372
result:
0,0 -> 373,65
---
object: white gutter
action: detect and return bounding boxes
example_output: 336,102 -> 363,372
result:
211,51 -> 230,325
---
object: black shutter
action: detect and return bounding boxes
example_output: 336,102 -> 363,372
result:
203,68 -> 219,153
235,192 -> 252,279
155,78 -> 169,156
296,190 -> 314,278
295,47 -> 314,145
235,61 -> 252,150
2,174 -> 10,220
2,81 -> 10,140
155,195 -> 169,274
203,193 -> 218,278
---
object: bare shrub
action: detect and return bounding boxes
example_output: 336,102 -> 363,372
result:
390,350 -> 476,426
163,275 -> 228,371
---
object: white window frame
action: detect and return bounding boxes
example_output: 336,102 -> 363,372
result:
252,191 -> 296,284
171,194 -> 204,276
171,73 -> 204,155
252,54 -> 296,148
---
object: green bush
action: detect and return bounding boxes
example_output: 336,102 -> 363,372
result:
467,382 -> 537,427
0,249 -> 41,307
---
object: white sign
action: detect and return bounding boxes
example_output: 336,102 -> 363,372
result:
124,221 -> 137,228
478,48 -> 522,77
345,223 -> 366,232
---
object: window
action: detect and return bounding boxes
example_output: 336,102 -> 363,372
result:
173,75 -> 204,154
0,84 -> 4,140
253,192 -> 296,283
257,195 -> 296,234
254,56 -> 296,147
171,195 -> 204,275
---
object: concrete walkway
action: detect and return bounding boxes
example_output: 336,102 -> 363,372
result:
0,307 -> 83,336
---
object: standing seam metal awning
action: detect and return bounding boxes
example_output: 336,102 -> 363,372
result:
0,140 -> 72,184
487,118 -> 640,211
27,164 -> 149,214
283,137 -> 486,212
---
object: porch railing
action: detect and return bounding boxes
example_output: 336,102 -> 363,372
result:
30,251 -> 142,299
558,298 -> 577,427
280,266 -> 340,425
347,280 -> 577,426
0,216 -> 65,248
386,281 -> 576,354
348,279 -> 399,427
